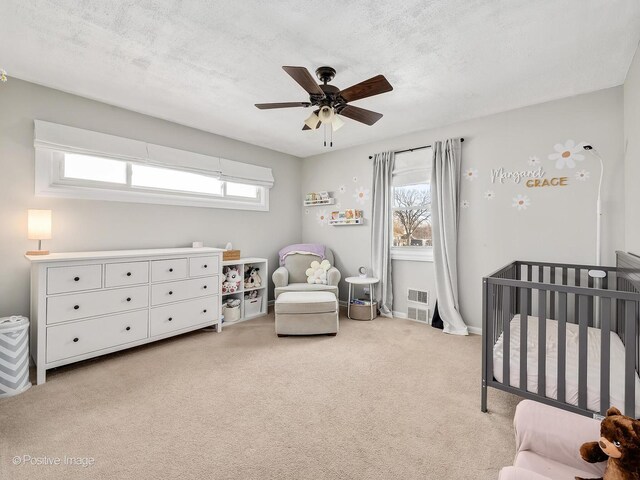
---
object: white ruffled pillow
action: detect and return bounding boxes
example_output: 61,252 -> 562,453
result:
305,260 -> 331,284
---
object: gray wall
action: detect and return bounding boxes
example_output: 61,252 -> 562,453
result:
0,79 -> 302,318
302,87 -> 625,331
625,42 -> 640,255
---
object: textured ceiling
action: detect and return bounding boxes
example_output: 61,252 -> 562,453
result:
1,1 -> 639,158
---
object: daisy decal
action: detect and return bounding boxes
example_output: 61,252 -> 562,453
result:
464,168 -> 479,181
512,194 -> 531,211
528,156 -> 540,166
353,186 -> 370,205
548,140 -> 585,169
338,185 -> 347,194
484,190 -> 496,200
461,200 -> 470,209
305,209 -> 310,215
316,210 -> 328,226
575,170 -> 590,181
0,69 -> 7,83
352,176 -> 358,183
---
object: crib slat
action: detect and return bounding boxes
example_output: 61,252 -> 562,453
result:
503,287 -> 511,387
549,268 -> 556,318
625,301 -> 637,417
527,265 -> 533,315
538,289 -> 547,396
600,297 -> 611,416
520,289 -> 529,391
558,293 -> 567,403
487,284 -> 494,387
578,295 -> 588,410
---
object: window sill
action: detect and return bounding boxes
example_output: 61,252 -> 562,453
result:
390,248 -> 434,262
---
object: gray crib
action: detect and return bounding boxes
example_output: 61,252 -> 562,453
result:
481,251 -> 640,418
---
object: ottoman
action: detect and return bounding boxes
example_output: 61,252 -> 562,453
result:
275,291 -> 339,336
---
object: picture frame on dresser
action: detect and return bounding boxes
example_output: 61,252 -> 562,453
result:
26,247 -> 224,384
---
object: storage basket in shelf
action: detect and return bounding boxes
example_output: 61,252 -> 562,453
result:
244,296 -> 263,317
349,302 -> 378,321
222,304 -> 241,322
223,250 -> 241,261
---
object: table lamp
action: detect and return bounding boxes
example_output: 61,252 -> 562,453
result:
26,209 -> 51,255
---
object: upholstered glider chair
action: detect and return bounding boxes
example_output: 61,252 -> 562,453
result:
273,247 -> 341,299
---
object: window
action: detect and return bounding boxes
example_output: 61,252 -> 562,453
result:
34,120 -> 273,211
391,148 -> 433,262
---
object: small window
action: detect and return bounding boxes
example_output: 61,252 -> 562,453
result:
63,154 -> 127,184
226,182 -> 258,198
391,148 -> 433,262
131,164 -> 223,196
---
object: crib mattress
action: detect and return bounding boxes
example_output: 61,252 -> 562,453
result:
493,315 -> 640,416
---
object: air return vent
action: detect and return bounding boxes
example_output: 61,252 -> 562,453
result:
408,307 -> 430,323
407,289 -> 429,305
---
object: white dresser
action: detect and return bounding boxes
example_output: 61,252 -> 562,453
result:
26,247 -> 223,384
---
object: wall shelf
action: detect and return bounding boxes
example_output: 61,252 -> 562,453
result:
329,219 -> 364,226
304,198 -> 335,207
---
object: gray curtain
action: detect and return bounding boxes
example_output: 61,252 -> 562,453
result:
371,151 -> 395,317
431,139 -> 468,335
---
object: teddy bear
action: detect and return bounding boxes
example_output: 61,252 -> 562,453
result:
244,267 -> 262,289
305,260 -> 331,285
577,406 -> 640,480
222,266 -> 242,294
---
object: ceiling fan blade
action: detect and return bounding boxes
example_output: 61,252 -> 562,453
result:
339,105 -> 383,126
282,66 -> 324,96
255,102 -> 310,109
302,120 -> 321,130
339,75 -> 393,103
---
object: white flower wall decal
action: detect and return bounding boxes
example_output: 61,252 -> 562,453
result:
338,185 -> 346,194
575,170 -> 590,181
528,156 -> 540,166
512,194 -> 531,211
305,209 -> 310,215
464,168 -> 479,181
316,210 -> 328,226
461,200 -> 470,209
548,140 -> 585,169
352,176 -> 358,183
484,190 -> 496,200
353,186 -> 370,205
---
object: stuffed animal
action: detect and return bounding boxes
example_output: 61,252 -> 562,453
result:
222,266 -> 242,294
244,267 -> 262,289
577,406 -> 640,480
305,260 -> 331,285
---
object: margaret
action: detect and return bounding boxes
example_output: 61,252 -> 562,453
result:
490,167 -> 545,184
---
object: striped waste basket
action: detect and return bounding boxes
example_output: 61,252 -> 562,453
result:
0,316 -> 32,398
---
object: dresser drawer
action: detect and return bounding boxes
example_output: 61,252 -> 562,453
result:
47,285 -> 149,325
105,261 -> 149,287
151,277 -> 218,306
47,264 -> 102,295
189,256 -> 220,277
151,258 -> 188,282
150,297 -> 219,337
46,310 -> 148,363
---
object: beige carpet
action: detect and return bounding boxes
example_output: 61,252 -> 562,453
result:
0,312 -> 519,479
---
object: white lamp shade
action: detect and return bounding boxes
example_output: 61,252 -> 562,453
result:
27,209 -> 52,240
318,106 -> 335,124
304,112 -> 320,130
332,115 -> 345,132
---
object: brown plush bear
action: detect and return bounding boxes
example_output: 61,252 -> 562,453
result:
576,406 -> 640,480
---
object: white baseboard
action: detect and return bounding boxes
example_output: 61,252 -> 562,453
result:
392,310 -> 407,319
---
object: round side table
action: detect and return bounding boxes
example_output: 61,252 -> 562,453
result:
345,276 -> 380,320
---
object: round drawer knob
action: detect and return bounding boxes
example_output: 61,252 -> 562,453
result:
126,297 -> 132,302
126,326 -> 131,331
73,337 -> 79,342
203,285 -> 208,289
169,291 -> 173,295
169,268 -> 174,272
73,305 -> 80,310
204,264 -> 208,268
126,272 -> 132,277
203,309 -> 207,313
74,276 -> 80,282
168,317 -> 173,321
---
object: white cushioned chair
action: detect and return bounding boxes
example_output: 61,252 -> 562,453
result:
273,247 -> 341,299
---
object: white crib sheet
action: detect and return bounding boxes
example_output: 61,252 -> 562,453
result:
493,315 -> 640,416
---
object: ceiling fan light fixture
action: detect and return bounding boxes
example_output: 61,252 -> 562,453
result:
304,112 -> 320,130
317,106 -> 335,124
332,115 -> 344,132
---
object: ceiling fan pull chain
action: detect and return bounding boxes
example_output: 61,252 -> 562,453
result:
324,123 -> 327,147
330,126 -> 333,147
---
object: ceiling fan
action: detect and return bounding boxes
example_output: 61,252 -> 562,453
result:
255,66 -> 393,145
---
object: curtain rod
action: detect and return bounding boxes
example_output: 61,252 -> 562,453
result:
368,138 -> 464,159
